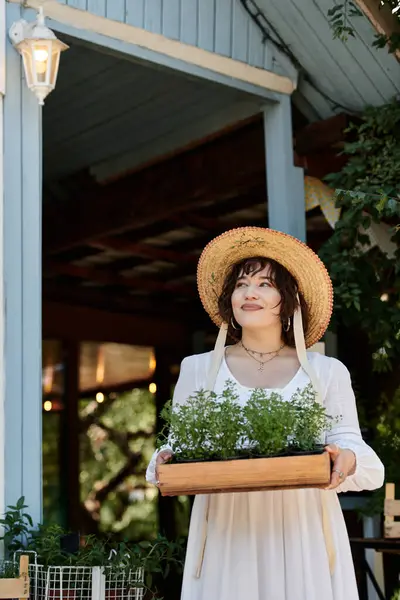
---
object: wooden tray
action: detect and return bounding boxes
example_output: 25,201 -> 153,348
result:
158,452 -> 331,496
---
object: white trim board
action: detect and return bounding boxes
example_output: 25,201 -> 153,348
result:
9,0 -> 295,98
0,0 -> 5,535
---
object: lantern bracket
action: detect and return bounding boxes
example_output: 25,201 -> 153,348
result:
9,8 -> 59,47
9,19 -> 29,46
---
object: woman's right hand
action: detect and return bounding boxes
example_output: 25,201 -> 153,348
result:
155,450 -> 173,485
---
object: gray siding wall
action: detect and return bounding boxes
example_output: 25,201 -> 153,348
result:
56,0 -> 274,71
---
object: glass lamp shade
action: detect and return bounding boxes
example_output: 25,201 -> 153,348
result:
16,37 -> 68,105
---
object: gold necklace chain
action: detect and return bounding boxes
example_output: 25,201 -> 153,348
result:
240,341 -> 285,372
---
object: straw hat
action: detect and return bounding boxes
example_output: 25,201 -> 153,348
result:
197,226 -> 333,348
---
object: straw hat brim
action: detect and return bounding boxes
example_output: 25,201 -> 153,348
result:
197,227 -> 333,348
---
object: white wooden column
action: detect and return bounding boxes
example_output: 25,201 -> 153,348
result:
3,3 -> 43,523
0,0 -> 6,529
263,96 -> 306,241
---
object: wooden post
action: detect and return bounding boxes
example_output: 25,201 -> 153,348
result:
263,97 -> 306,241
61,341 -> 81,531
3,3 -> 42,522
154,347 -> 177,540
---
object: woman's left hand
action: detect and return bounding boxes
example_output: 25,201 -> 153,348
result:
324,444 -> 357,490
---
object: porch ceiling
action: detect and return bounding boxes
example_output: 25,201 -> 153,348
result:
43,118 -> 333,332
43,34 -> 264,184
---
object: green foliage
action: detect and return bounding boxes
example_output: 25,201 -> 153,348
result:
0,499 -> 185,599
207,382 -> 244,459
243,389 -> 295,455
392,589 -> 400,600
328,2 -> 362,41
320,100 -> 400,372
357,387 -> 400,516
79,388 -> 158,540
135,537 -> 185,597
0,561 -> 19,579
30,524 -> 72,567
0,497 -> 33,557
160,383 -> 245,460
159,382 -> 338,460
320,99 -> 400,516
325,100 -> 400,210
328,1 -> 400,53
291,386 -> 340,451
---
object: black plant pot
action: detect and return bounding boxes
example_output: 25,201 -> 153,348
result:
174,456 -> 209,463
287,445 -> 325,456
251,450 -> 289,459
219,453 -> 250,461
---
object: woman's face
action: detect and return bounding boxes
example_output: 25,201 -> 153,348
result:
231,264 -> 282,331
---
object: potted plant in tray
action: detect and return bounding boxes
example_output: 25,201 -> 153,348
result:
290,384 -> 336,454
160,389 -> 217,462
243,389 -> 294,457
160,382 -> 245,462
157,382 -> 339,496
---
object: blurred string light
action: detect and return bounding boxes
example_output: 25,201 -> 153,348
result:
149,353 -> 156,372
149,383 -> 157,394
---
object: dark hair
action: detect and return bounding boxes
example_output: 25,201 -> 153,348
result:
217,257 -> 309,348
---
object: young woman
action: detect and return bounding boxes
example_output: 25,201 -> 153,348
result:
146,227 -> 384,600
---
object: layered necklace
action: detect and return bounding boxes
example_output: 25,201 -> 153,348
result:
240,340 -> 285,372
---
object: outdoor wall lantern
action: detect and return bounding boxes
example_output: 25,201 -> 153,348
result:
9,7 -> 68,105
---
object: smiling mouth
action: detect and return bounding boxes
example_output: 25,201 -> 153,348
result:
241,305 -> 262,310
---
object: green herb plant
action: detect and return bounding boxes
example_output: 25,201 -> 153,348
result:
0,497 -> 33,557
291,385 -> 340,451
159,390 -> 217,460
0,562 -> 19,579
243,389 -> 294,456
207,381 -> 244,459
159,382 -> 339,460
0,500 -> 184,600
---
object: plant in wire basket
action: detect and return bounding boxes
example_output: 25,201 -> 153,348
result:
0,561 -> 19,579
0,496 -> 33,557
137,537 -> 185,600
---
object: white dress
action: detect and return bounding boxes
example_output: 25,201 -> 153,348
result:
146,351 -> 384,600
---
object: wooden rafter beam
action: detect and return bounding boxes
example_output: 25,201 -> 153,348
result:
43,301 -> 192,348
171,188 -> 267,230
43,122 -> 266,255
45,262 -> 196,296
43,280 -> 197,319
88,237 -> 199,264
170,213 -> 225,232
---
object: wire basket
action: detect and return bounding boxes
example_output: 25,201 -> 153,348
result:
1,556 -> 144,600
